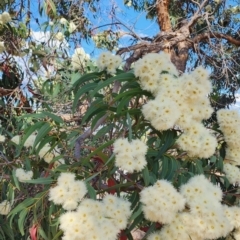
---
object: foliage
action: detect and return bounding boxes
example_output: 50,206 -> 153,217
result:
0,0 -> 240,240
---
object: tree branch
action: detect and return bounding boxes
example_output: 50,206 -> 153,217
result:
193,32 -> 240,46
188,0 -> 209,28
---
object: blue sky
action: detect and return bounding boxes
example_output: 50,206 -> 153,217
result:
2,0 -> 240,109
28,0 -> 159,56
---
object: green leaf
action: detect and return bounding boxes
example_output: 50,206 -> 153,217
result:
142,167 -> 150,186
120,81 -> 140,92
210,156 -> 217,163
217,156 -> 224,172
85,172 -> 102,182
86,182 -> 96,200
125,232 -> 134,240
0,226 -> 6,240
71,72 -> 81,84
87,139 -> 115,160
144,223 -> 156,238
1,223 -> 14,240
32,122 -> 52,150
149,172 -> 157,184
52,230 -> 63,240
129,204 -> 142,222
35,135 -> 56,155
18,112 -> 64,124
72,82 -> 98,112
156,130 -> 176,159
9,198 -> 35,227
81,100 -> 108,126
12,169 -> 20,190
115,88 -> 150,101
116,95 -> 132,115
18,209 -> 28,236
93,124 -> 114,141
159,156 -> 168,179
19,122 -> 45,152
195,160 -> 204,174
24,177 -> 53,185
45,0 -> 56,16
127,113 -> 133,140
7,185 -> 15,205
166,157 -> 176,180
128,212 -> 144,232
221,176 -> 230,188
91,111 -> 107,130
72,72 -> 102,90
38,226 -> 48,240
90,72 -> 136,97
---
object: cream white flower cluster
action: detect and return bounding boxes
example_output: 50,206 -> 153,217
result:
0,134 -> 5,142
11,134 -> 65,167
71,47 -> 90,70
11,135 -> 20,145
177,121 -> 217,158
58,18 -> 76,32
217,109 -> 240,184
0,42 -> 5,54
49,172 -> 87,211
38,143 -> 65,166
15,168 -> 33,182
217,109 -> 240,165
147,175 -> 240,240
0,200 -> 11,215
223,163 -> 240,184
69,21 -> 77,33
59,195 -> 131,240
134,52 -> 178,95
55,32 -> 65,42
135,53 -> 216,158
140,180 -> 186,224
113,138 -> 148,172
96,51 -> 122,74
11,134 -> 37,148
60,17 -> 68,25
0,12 -> 11,25
179,175 -> 231,240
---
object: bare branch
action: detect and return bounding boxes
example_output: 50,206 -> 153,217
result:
193,32 -> 240,46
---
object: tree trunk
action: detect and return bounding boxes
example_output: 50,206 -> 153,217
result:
155,0 -> 172,32
171,41 -> 190,73
155,0 -> 189,72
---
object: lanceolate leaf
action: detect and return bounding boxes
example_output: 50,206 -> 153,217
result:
18,112 -> 64,124
9,198 -> 35,227
159,156 -> 169,179
72,82 -> 98,112
90,72 -> 136,97
32,122 -> 52,150
18,209 -> 28,236
19,122 -> 45,151
81,99 -> 108,126
23,177 -> 53,184
142,167 -> 150,186
114,88 -> 150,101
72,72 -> 103,90
156,130 -> 177,159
